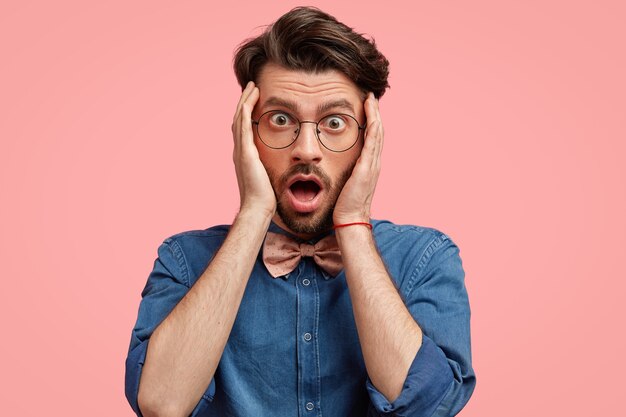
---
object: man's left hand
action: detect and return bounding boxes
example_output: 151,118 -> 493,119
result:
333,92 -> 383,225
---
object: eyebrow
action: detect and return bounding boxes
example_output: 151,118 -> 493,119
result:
262,97 -> 355,116
317,99 -> 355,115
263,97 -> 300,112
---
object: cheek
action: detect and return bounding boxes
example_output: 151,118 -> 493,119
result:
326,152 -> 360,185
254,137 -> 274,167
255,141 -> 291,178
344,143 -> 363,167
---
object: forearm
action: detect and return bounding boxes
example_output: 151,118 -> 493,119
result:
138,209 -> 272,417
336,225 -> 422,403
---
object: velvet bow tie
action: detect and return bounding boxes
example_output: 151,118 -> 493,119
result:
262,231 -> 343,278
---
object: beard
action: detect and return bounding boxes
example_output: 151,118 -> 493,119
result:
267,163 -> 355,236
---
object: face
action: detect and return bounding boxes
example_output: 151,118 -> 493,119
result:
253,63 -> 366,239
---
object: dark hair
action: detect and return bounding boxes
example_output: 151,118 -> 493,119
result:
233,7 -> 390,98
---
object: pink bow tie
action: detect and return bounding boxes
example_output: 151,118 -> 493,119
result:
262,231 -> 343,278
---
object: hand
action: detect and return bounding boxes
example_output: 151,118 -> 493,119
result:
333,92 -> 383,225
231,81 -> 276,217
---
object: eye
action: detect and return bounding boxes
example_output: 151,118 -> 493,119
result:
320,115 -> 347,131
269,112 -> 295,127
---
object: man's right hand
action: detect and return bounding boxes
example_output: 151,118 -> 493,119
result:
231,81 -> 276,217
139,85 -> 276,417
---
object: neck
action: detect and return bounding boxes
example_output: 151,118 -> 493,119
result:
271,213 -> 332,241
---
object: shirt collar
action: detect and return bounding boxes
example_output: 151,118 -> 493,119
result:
267,220 -> 335,245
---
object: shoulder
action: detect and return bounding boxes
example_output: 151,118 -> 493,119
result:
165,224 -> 231,246
371,219 -> 462,293
372,218 -> 453,250
163,224 -> 231,257
157,224 -> 231,285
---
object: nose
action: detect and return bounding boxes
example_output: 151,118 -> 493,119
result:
290,121 -> 323,164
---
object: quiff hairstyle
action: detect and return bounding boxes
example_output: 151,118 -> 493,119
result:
233,7 -> 390,98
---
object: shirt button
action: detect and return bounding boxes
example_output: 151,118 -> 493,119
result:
305,402 -> 315,411
302,278 -> 311,286
303,332 -> 312,342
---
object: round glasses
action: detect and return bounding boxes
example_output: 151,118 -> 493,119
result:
252,110 -> 365,152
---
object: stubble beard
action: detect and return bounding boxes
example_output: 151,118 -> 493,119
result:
268,163 -> 355,237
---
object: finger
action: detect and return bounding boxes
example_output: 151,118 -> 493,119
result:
233,81 -> 256,123
372,97 -> 384,162
364,95 -> 381,147
233,85 -> 259,138
364,92 -> 380,130
363,95 -> 381,156
243,85 -> 260,110
372,121 -> 383,173
239,87 -> 260,147
232,84 -> 252,136
358,130 -> 378,174
362,121 -> 380,175
360,96 -> 382,176
238,81 -> 256,109
241,87 -> 260,131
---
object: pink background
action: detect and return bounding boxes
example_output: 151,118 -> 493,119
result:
1,0 -> 624,415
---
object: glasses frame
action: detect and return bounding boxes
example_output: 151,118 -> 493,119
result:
252,110 -> 366,153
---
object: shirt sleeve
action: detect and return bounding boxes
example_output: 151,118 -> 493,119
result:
366,233 -> 476,417
125,238 -> 216,417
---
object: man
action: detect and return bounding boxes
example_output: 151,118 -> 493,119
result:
125,7 -> 475,417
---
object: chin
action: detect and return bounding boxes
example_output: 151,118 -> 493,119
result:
277,201 -> 334,236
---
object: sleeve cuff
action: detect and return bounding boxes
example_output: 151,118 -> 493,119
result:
366,335 -> 454,417
125,339 -> 216,417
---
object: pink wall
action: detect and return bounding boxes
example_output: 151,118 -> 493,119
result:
1,0 -> 624,415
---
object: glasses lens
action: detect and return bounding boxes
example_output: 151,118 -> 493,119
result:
317,114 -> 360,152
257,111 -> 299,148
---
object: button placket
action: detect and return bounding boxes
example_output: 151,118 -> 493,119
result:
296,260 -> 322,416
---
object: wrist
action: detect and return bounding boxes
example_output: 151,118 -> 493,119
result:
333,221 -> 372,230
334,221 -> 375,248
237,204 -> 275,225
333,212 -> 370,226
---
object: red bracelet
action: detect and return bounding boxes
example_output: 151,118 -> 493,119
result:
332,222 -> 372,230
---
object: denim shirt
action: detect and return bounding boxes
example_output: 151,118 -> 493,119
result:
125,219 -> 475,417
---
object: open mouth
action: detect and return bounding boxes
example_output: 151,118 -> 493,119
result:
285,175 -> 324,213
290,180 -> 321,202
